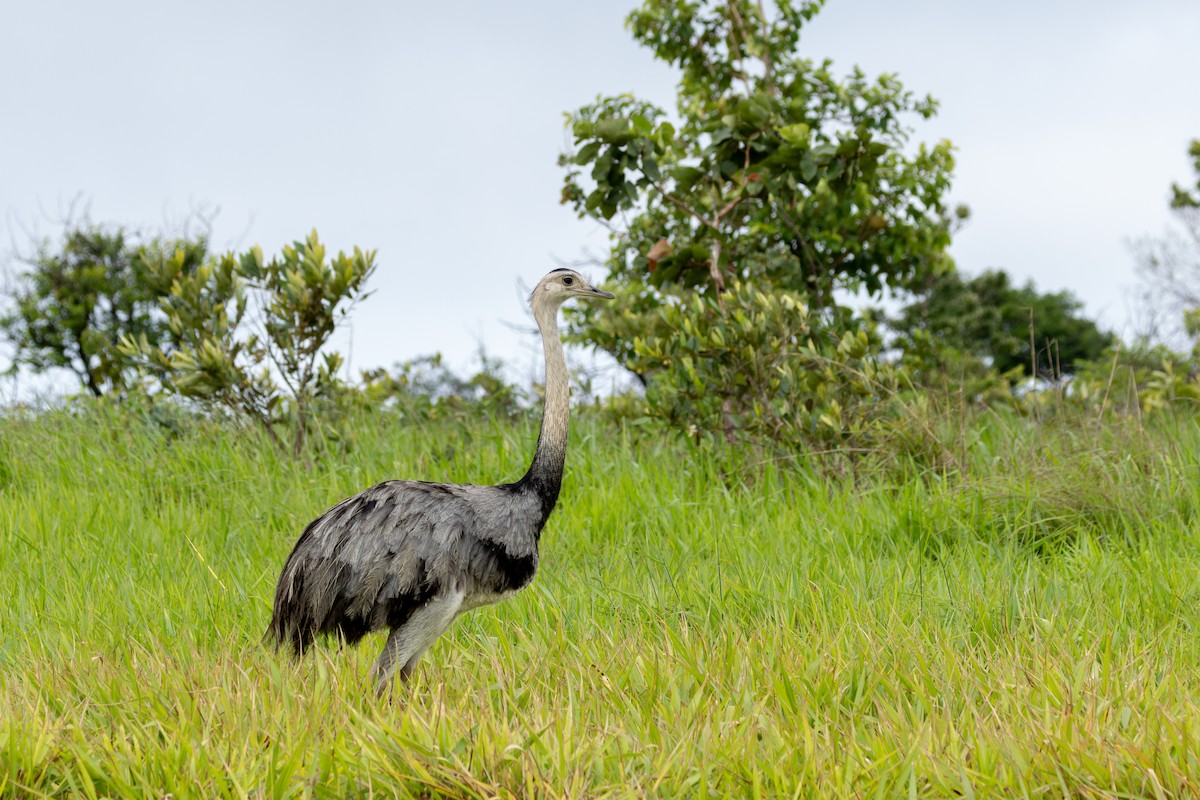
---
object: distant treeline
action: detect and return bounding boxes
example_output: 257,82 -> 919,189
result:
3,0 -> 1199,459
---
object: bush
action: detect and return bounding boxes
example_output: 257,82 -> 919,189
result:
122,230 -> 376,456
629,281 -> 900,454
0,223 -> 207,396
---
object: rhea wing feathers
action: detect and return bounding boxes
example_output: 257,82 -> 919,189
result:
268,479 -> 542,653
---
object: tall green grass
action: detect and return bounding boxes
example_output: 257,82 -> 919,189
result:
2,402 -> 1200,797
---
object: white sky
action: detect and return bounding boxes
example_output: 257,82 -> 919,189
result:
2,0 -> 1199,395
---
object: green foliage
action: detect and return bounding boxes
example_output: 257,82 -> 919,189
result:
1070,340 -> 1200,415
559,0 -> 961,446
122,230 -> 376,455
630,280 -> 897,452
0,224 -> 206,396
893,268 -> 1115,381
358,351 -> 526,423
561,0 -> 959,304
1170,138 -> 1200,210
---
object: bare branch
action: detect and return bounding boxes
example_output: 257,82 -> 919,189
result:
726,0 -> 754,95
756,0 -> 774,87
710,238 -> 726,294
715,195 -> 744,223
652,181 -> 718,229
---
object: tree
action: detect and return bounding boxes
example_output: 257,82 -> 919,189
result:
556,0 -> 960,450
0,224 -> 206,395
560,0 -> 961,369
122,230 -> 376,456
1134,139 -> 1200,350
893,268 -> 1115,379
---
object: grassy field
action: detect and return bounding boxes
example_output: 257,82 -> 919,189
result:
2,401 -> 1200,798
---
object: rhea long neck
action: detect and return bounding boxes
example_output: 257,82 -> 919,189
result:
519,294 -> 569,519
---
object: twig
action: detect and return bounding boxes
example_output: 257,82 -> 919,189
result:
653,181 -> 716,229
1098,340 -> 1122,420
710,238 -> 725,294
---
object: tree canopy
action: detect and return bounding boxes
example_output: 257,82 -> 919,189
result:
0,224 -> 206,396
892,268 -> 1115,379
560,0 -> 963,377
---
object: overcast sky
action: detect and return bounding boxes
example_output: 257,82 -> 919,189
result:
3,0 -> 1199,396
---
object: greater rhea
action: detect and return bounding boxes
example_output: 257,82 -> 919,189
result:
267,268 -> 613,692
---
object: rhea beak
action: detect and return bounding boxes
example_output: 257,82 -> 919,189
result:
586,286 -> 615,300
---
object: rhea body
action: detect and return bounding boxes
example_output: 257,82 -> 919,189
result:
267,269 -> 613,691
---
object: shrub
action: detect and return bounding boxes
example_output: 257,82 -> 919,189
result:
629,281 -> 899,454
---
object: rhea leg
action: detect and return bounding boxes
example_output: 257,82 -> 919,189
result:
371,590 -> 464,694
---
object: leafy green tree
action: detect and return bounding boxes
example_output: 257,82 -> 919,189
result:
554,0 -> 964,448
893,269 -> 1114,380
0,225 -> 206,395
123,231 -> 376,456
560,0 -> 962,372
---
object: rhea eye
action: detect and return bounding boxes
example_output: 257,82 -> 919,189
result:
562,276 -> 575,286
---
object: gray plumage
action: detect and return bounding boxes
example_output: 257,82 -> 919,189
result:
267,269 -> 613,692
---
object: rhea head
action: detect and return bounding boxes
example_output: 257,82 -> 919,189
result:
531,268 -> 614,308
